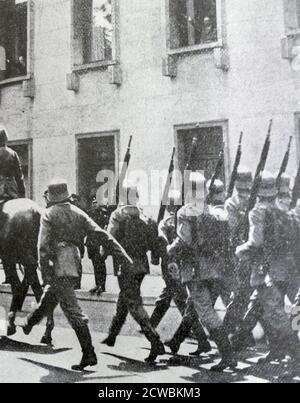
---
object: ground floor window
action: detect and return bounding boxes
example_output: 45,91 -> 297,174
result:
177,124 -> 225,181
8,140 -> 31,198
77,133 -> 116,210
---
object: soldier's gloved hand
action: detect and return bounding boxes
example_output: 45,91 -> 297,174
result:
235,244 -> 249,261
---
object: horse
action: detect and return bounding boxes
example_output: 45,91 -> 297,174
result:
0,198 -> 54,345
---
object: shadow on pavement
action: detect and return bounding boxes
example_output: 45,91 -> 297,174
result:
0,336 -> 71,355
103,351 -> 169,373
20,358 -> 134,383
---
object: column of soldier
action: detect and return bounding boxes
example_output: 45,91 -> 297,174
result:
3,122 -> 300,374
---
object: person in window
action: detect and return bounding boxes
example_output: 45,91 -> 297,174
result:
0,128 -> 26,202
200,16 -> 217,44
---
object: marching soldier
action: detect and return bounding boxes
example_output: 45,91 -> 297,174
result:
236,171 -> 300,363
166,172 -> 237,371
151,190 -> 211,357
277,174 -> 292,212
102,182 -> 165,363
87,197 -> 110,295
21,179 -> 132,371
223,168 -> 255,346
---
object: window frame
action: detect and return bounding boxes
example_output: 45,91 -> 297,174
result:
165,0 -> 223,56
0,0 -> 34,87
75,130 -> 120,200
174,120 -> 229,182
284,0 -> 300,35
71,0 -> 120,73
7,138 -> 33,199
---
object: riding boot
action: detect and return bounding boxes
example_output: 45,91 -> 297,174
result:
140,319 -> 165,363
7,312 -> 16,336
189,320 -> 211,356
71,325 -> 97,371
210,327 -> 237,372
165,316 -> 192,355
231,301 -> 262,352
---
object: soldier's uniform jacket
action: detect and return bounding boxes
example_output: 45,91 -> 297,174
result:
107,205 -> 159,275
158,214 -> 177,279
38,202 -> 127,280
225,194 -> 248,247
0,146 -> 25,200
168,204 -> 230,282
237,200 -> 289,287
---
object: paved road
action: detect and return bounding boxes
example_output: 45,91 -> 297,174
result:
1,323 -> 300,383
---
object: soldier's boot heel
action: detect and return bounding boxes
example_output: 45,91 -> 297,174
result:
165,316 -> 192,355
164,339 -> 180,355
101,334 -> 116,347
72,349 -> 98,371
145,340 -> 165,364
189,339 -> 211,356
7,312 -> 16,336
210,327 -> 237,372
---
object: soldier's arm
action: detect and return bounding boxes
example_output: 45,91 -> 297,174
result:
225,198 -> 239,231
236,207 -> 265,259
83,211 -> 132,265
13,152 -> 26,197
38,213 -> 54,283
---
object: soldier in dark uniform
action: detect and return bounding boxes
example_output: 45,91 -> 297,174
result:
0,128 -> 25,285
150,190 -> 210,357
87,197 -> 110,295
102,182 -> 165,363
167,173 -> 237,371
236,171 -> 300,363
22,179 -> 132,370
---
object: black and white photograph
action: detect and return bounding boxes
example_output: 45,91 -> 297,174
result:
0,0 -> 300,386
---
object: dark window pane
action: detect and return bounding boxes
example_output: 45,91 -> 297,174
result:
0,0 -> 27,80
169,0 -> 217,49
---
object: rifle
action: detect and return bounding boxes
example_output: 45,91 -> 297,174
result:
157,147 -> 176,224
227,132 -> 243,198
115,136 -> 133,206
206,145 -> 225,204
290,162 -> 300,209
247,119 -> 272,213
175,137 -> 198,230
276,136 -> 292,189
242,120 -> 272,239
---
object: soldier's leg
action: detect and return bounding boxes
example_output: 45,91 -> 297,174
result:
188,281 -> 236,371
125,273 -> 165,362
149,281 -> 173,329
259,283 -> 300,363
53,278 -> 97,370
6,261 -> 22,336
23,285 -> 59,333
92,252 -> 107,292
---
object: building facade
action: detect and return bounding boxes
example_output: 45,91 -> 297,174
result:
1,0 -> 300,216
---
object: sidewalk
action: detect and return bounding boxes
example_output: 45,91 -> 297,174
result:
0,262 -> 165,305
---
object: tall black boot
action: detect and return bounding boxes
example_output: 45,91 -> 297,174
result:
210,327 -> 237,372
165,316 -> 192,355
72,325 -> 97,371
140,320 -> 165,363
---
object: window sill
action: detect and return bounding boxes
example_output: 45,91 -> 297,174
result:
72,60 -> 118,74
168,41 -> 222,56
0,74 -> 30,87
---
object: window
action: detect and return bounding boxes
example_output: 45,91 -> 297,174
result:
284,0 -> 300,32
177,124 -> 225,182
77,133 -> 117,209
0,0 -> 28,80
168,0 -> 218,50
8,140 -> 32,198
73,0 -> 115,67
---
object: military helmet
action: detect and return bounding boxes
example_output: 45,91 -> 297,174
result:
277,173 -> 291,196
235,167 -> 252,191
257,171 -> 277,198
206,178 -> 225,194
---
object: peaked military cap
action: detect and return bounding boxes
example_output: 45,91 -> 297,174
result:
0,129 -> 8,145
47,178 -> 71,203
206,178 -> 225,194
